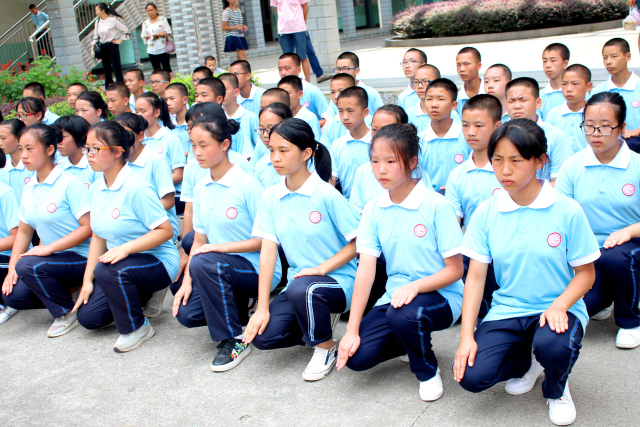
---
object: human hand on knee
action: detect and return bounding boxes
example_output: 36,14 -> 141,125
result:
2,268 -> 17,295
390,283 -> 419,308
72,281 -> 94,313
454,337 -> 477,382
244,308 -> 270,344
337,331 -> 360,370
539,304 -> 569,334
172,280 -> 192,317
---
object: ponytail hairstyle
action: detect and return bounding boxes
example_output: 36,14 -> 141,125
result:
18,123 -> 61,160
190,115 -> 241,151
115,112 -> 149,135
269,118 -> 332,182
88,121 -> 134,163
259,102 -> 293,120
185,102 -> 228,127
583,91 -> 627,129
76,91 -> 108,119
52,115 -> 90,148
17,97 -> 46,120
138,92 -> 175,130
96,2 -> 123,19
374,104 -> 409,124
370,123 -> 420,180
488,118 -> 548,174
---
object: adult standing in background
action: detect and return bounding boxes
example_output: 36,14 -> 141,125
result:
91,3 -> 130,88
29,4 -> 52,58
141,3 -> 173,78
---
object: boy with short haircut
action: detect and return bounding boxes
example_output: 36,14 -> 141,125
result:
230,60 -> 265,116
260,87 -> 291,109
105,82 -> 132,116
483,63 -> 511,122
505,77 -> 573,183
150,70 -> 171,98
192,66 -> 213,87
398,48 -> 427,111
540,43 -> 570,119
218,73 -> 261,158
124,69 -> 145,112
66,83 -> 87,110
22,82 -> 59,124
591,37 -> 640,140
195,77 -> 225,104
323,51 -> 383,120
277,53 -> 328,121
320,73 -> 363,148
330,86 -> 371,199
277,75 -> 322,140
165,82 -> 191,156
455,47 -> 484,118
417,78 -> 469,193
407,64 -> 442,133
205,55 -> 224,74
546,64 -> 592,153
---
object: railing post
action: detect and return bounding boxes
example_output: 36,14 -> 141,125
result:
46,0 -> 85,72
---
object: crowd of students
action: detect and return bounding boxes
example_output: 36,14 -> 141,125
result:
0,35 -> 639,426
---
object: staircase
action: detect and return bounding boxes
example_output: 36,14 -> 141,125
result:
0,1 -> 47,66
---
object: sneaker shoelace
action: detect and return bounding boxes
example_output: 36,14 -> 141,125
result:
217,339 -> 236,356
310,347 -> 332,366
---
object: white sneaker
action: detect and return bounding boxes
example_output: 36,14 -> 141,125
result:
0,306 -> 18,325
505,354 -> 544,395
114,318 -> 155,353
548,382 -> 577,426
399,354 -> 410,363
591,304 -> 613,321
142,287 -> 169,318
615,325 -> 640,349
419,368 -> 444,401
47,311 -> 79,337
302,346 -> 337,381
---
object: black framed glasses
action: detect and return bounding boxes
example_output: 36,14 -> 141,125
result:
400,60 -> 425,67
334,66 -> 357,73
411,79 -> 432,88
580,123 -> 622,136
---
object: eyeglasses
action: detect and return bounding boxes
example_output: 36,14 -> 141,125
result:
191,79 -> 201,86
150,80 -> 168,85
15,112 -> 36,121
334,67 -> 357,73
411,79 -> 432,88
400,60 -> 425,67
580,124 -> 622,136
82,146 -> 122,155
231,72 -> 249,77
255,127 -> 272,136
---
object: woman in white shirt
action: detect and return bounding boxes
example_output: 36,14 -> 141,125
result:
141,3 -> 173,78
91,3 -> 130,88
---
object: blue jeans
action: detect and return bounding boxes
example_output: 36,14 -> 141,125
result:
305,31 -> 324,77
278,31 -> 307,60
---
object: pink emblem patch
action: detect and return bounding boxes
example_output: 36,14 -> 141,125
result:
309,211 -> 321,224
85,183 -> 90,189
47,203 -> 57,213
157,146 -> 164,154
303,102 -> 310,108
226,207 -> 238,219
492,188 -> 501,196
547,232 -> 561,248
623,183 -> 635,196
112,208 -> 120,219
24,177 -> 31,184
633,100 -> 640,108
454,154 -> 464,164
414,224 -> 427,238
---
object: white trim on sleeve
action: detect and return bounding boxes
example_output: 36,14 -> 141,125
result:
148,215 -> 169,230
569,250 -> 601,268
357,246 -> 381,257
193,227 -> 207,235
440,246 -> 462,259
343,228 -> 358,242
455,210 -> 464,219
180,195 -> 194,203
171,162 -> 186,170
6,221 -> 19,231
74,206 -> 91,220
252,229 -> 279,244
460,247 -> 492,264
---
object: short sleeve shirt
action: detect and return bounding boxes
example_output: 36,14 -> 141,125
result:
270,0 -> 308,34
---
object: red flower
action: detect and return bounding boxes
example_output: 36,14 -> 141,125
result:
41,49 -> 46,55
100,75 -> 104,79
17,62 -> 21,67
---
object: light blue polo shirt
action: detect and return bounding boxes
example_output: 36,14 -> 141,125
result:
58,155 -> 100,189
591,72 -> 640,131
408,104 -> 462,132
556,143 -> 640,247
319,113 -> 372,149
0,159 -> 34,203
170,122 -> 191,158
295,106 -> 322,141
357,180 -> 464,321
330,129 -> 373,200
537,118 -> 573,180
90,164 -> 180,280
252,172 -> 360,308
193,164 -> 281,289
398,84 -> 419,112
249,141 -> 269,169
461,181 -> 600,328
456,81 -> 485,119
545,103 -> 588,153
31,11 -> 49,29
349,162 -> 432,213
540,83 -> 565,120
42,110 -> 60,126
228,106 -> 260,158
0,182 -> 19,257
180,152 -> 254,203
254,153 -> 282,189
322,80 -> 384,119
301,80 -> 329,121
143,126 -> 187,193
418,120 -> 470,191
19,166 -> 90,257
237,84 -> 265,117
445,152 -> 502,222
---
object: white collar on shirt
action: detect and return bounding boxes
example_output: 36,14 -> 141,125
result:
412,103 -> 428,117
145,126 -> 169,140
606,71 -> 639,91
560,102 -> 583,116
583,140 -> 631,169
346,130 -> 373,144
202,163 -> 242,187
130,145 -> 152,167
238,84 -> 257,102
406,82 -> 414,94
276,171 -> 321,199
459,80 -> 485,101
464,151 -> 494,173
61,155 -> 89,169
227,105 -> 245,120
29,165 -> 63,187
422,119 -> 461,142
43,109 -> 53,122
378,179 -> 429,210
496,180 -> 556,212
295,106 -> 310,119
543,83 -> 562,95
97,163 -> 132,191
5,159 -> 26,171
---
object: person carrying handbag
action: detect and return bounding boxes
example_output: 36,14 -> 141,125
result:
91,2 -> 130,88
141,3 -> 174,78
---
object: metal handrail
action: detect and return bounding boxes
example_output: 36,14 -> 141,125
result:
0,0 -> 46,42
28,21 -> 55,61
74,0 -> 117,38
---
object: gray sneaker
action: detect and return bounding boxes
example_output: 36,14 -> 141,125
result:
142,287 -> 169,318
0,306 -> 18,325
47,311 -> 79,338
114,318 -> 155,353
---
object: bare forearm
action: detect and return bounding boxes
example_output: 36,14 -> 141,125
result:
9,224 -> 34,268
345,255 -> 376,333
125,222 -> 173,254
317,239 -> 357,276
216,238 -> 262,254
83,235 -> 107,283
161,193 -> 175,210
412,254 -> 464,294
257,240 -> 278,310
551,264 -> 595,311
172,168 -> 183,185
460,260 -> 488,339
47,225 -> 92,254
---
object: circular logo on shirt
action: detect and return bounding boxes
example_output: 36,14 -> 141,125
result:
226,207 -> 238,219
454,154 -> 464,164
414,224 -> 427,238
547,232 -> 562,248
492,188 -> 501,196
303,102 -> 310,108
309,211 -> 321,224
633,100 -> 640,108
24,176 -> 31,184
157,146 -> 164,154
85,182 -> 90,189
623,183 -> 635,196
47,203 -> 57,213
112,208 -> 120,219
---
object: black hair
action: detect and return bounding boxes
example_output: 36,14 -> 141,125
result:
337,86 -> 368,110
89,121 -> 134,163
279,53 -> 301,67
165,82 -> 189,98
259,102 -> 293,120
563,64 -> 592,82
125,69 -> 145,82
262,88 -> 291,105
462,94 -> 503,123
191,115 -> 241,150
337,51 -> 359,68
488,119 -> 547,165
76,91 -> 108,119
370,123 -> 420,179
603,37 -> 631,54
543,42 -> 570,61
278,75 -> 303,93
68,82 -> 88,92
138,92 -> 175,130
185,102 -> 228,125
96,2 -> 123,19
416,64 -> 441,79
193,66 -> 213,78
425,78 -> 458,101
115,112 -> 149,135
330,73 -> 356,86
270,118 -> 332,182
0,119 -> 26,139
506,77 -> 539,99
583,92 -> 627,128
106,82 -> 130,98
23,82 -> 46,99
374,104 -> 408,124
151,69 -> 171,81
145,2 -> 158,10
458,46 -> 481,62
19,123 -> 60,160
218,73 -> 239,90
230,60 -> 251,73
197,77 -> 226,99
51,115 -> 91,148
29,4 -> 36,9
486,63 -> 512,81
17,97 -> 45,119
406,48 -> 427,64
205,56 -> 217,62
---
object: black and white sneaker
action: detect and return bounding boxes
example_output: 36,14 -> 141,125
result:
211,338 -> 251,372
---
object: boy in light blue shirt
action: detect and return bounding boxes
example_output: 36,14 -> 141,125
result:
124,69 -> 146,113
398,48 -> 427,111
166,83 -> 191,157
219,73 -> 261,158
407,64 -> 441,133
455,47 -> 484,118
278,75 -> 322,141
483,64 -> 511,123
540,43 -> 570,120
277,53 -> 328,122
22,82 -> 59,125
230,60 -> 265,117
